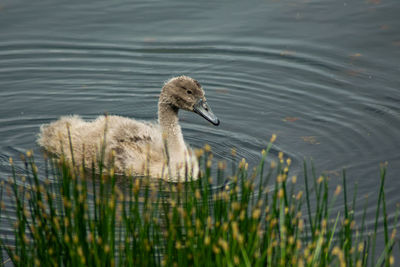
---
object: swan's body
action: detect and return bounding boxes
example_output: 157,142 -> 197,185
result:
37,76 -> 219,182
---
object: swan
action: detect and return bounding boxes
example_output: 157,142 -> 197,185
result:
37,76 -> 220,182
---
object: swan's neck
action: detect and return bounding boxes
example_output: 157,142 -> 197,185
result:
158,102 -> 187,159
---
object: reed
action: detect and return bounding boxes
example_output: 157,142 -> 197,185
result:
0,136 -> 397,266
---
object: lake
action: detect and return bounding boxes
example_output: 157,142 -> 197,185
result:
0,0 -> 399,262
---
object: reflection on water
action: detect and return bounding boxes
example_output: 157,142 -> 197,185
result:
0,0 -> 400,261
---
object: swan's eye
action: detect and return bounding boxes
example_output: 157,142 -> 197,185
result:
186,90 -> 192,95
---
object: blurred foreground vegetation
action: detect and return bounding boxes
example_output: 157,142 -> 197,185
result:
0,136 -> 397,266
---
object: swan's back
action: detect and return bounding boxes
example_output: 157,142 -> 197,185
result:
37,115 -> 164,172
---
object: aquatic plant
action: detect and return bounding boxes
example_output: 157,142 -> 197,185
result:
0,135 -> 397,266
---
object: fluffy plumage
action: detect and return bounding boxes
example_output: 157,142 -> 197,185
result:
37,76 -> 219,182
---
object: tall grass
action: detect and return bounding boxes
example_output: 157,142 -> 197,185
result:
0,136 -> 398,266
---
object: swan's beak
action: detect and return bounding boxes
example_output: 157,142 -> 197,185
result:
193,99 -> 220,126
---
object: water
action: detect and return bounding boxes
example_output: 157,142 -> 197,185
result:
0,0 -> 399,262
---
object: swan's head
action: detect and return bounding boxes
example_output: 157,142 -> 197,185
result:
161,76 -> 220,126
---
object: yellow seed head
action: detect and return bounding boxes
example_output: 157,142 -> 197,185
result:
270,160 -> 276,169
296,191 -> 303,200
222,222 -> 228,231
334,185 -> 342,196
77,246 -> 83,257
234,256 -> 240,265
261,149 -> 266,157
218,238 -> 229,252
218,161 -> 226,170
237,234 -> 244,244
239,158 -> 246,169
278,188 -> 284,199
73,234 -> 79,244
299,219 -> 304,230
207,216 -> 212,228
212,245 -> 220,254
204,235 -> 210,245
207,160 -> 212,168
195,189 -> 201,199
13,255 -> 20,262
252,209 -> 261,219
296,240 -> 302,250
239,210 -> 245,220
196,219 -> 201,229
391,229 -> 397,240
270,134 -> 277,143
204,144 -> 211,152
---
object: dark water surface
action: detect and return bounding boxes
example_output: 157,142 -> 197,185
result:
1,0 -> 399,261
